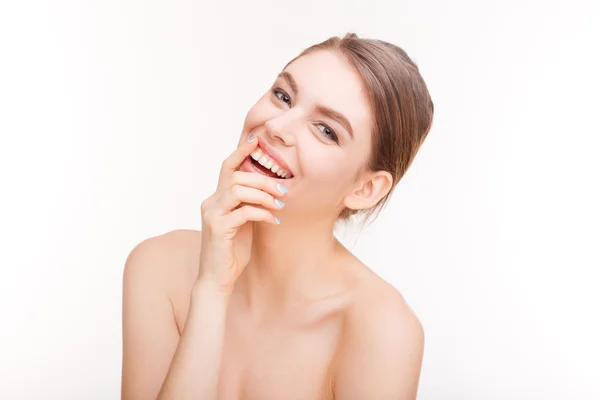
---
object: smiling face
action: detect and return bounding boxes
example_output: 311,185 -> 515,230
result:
239,50 -> 391,223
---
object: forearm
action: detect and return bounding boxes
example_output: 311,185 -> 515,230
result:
157,281 -> 230,400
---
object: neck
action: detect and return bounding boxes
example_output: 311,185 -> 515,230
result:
235,214 -> 344,312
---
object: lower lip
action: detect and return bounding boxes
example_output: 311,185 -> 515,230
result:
239,156 -> 290,181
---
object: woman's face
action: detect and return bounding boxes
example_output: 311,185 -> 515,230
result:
238,50 -> 377,222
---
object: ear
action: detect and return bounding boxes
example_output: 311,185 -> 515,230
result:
343,170 -> 393,212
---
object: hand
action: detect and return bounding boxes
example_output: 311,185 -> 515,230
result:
196,136 -> 288,294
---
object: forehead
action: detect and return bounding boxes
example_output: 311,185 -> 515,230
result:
282,50 -> 373,140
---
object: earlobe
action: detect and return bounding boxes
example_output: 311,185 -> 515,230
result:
343,171 -> 393,212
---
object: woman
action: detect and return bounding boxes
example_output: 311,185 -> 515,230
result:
121,32 -> 434,400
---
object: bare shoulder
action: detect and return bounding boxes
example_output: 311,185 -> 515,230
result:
121,229 -> 203,399
125,229 -> 202,278
340,258 -> 423,335
334,261 -> 425,398
124,229 -> 203,319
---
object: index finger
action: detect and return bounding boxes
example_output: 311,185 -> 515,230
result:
219,135 -> 259,181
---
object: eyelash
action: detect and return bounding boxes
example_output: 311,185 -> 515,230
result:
272,88 -> 340,144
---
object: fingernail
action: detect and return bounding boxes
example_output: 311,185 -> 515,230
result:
275,217 -> 281,224
276,183 -> 288,194
247,136 -> 256,142
274,199 -> 285,208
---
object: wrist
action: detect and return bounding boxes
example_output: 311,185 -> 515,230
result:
192,278 -> 233,301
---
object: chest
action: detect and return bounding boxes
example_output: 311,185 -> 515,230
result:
216,308 -> 342,400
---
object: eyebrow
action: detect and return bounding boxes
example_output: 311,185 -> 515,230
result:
278,71 -> 355,140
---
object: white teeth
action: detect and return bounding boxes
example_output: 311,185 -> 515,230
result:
250,148 -> 291,178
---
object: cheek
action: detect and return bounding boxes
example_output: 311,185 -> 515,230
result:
302,150 -> 356,196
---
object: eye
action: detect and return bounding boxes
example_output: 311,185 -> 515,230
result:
272,87 -> 340,145
272,88 -> 291,107
317,124 -> 339,144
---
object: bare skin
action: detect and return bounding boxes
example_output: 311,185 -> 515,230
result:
122,49 -> 425,399
122,229 -> 423,400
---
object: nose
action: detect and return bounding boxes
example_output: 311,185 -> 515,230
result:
264,108 -> 301,146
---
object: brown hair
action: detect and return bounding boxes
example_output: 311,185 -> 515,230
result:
283,33 -> 435,227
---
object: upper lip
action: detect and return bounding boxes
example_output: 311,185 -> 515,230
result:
255,137 -> 294,177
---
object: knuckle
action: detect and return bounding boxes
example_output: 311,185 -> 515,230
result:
230,184 -> 242,199
264,191 -> 275,203
241,205 -> 253,218
231,170 -> 243,183
200,199 -> 210,214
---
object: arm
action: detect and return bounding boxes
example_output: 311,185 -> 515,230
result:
334,292 -> 425,400
122,136 -> 282,399
121,233 -> 229,400
156,281 -> 229,399
121,235 -> 182,400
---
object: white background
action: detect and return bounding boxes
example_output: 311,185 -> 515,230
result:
1,0 -> 599,399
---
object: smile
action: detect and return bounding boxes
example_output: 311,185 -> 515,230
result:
250,148 -> 292,179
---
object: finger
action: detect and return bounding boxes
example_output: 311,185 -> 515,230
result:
219,136 -> 259,182
221,170 -> 289,198
219,184 -> 285,213
221,205 -> 280,230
